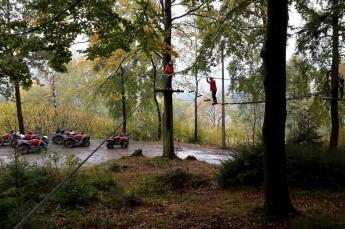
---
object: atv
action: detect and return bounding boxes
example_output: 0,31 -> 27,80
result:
0,131 -> 17,146
106,133 -> 129,149
16,138 -> 47,154
63,133 -> 90,148
52,129 -> 72,145
23,133 -> 49,144
0,132 -> 24,147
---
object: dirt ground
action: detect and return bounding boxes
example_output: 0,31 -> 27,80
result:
48,157 -> 345,229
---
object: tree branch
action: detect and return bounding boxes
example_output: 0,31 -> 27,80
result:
172,1 -> 210,21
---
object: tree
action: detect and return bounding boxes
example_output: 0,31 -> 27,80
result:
296,0 -> 345,148
0,0 -> 79,133
260,0 -> 296,216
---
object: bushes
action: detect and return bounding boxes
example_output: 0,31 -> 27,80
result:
0,159 -> 139,228
0,102 -> 114,137
217,144 -> 263,188
217,143 -> 345,190
138,168 -> 210,196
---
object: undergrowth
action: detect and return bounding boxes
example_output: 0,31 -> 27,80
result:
217,143 -> 345,190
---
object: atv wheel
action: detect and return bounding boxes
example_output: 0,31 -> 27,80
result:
17,145 -> 29,154
0,138 -> 4,146
123,142 -> 128,149
106,143 -> 114,149
83,140 -> 90,147
53,136 -> 63,145
64,139 -> 75,148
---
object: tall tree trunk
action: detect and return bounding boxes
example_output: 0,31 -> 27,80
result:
120,69 -> 127,133
194,75 -> 198,142
14,82 -> 24,133
194,34 -> 198,143
330,0 -> 340,148
252,104 -> 256,144
261,0 -> 296,216
52,74 -> 58,117
162,0 -> 176,158
151,58 -> 162,140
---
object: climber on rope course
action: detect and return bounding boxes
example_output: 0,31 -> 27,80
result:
164,60 -> 175,90
206,77 -> 218,105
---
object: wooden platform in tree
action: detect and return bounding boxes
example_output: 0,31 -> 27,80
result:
155,89 -> 184,93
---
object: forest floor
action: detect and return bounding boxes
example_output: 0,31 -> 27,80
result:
47,156 -> 345,229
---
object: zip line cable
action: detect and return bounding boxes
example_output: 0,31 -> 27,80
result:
14,102 -> 143,229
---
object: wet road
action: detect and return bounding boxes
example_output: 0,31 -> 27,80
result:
0,140 -> 232,166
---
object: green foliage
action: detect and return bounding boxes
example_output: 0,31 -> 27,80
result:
217,143 -> 345,189
287,99 -> 322,144
52,175 -> 98,208
217,144 -> 263,188
0,156 -> 138,228
137,168 -> 210,196
0,102 -> 114,137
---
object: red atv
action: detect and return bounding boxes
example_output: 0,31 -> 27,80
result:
22,133 -> 49,145
1,131 -> 23,147
16,138 -> 47,154
106,133 -> 129,149
52,129 -> 72,145
0,132 -> 14,146
63,133 -> 90,148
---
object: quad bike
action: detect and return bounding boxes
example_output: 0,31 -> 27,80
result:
12,133 -> 48,148
0,132 -> 25,147
52,129 -> 72,145
63,133 -> 90,148
23,133 -> 49,144
16,139 -> 47,154
106,133 -> 129,149
0,132 -> 16,146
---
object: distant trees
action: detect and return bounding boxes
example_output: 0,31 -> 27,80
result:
296,0 -> 345,148
0,0 -> 79,133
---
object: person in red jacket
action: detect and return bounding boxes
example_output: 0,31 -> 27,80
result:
164,60 -> 174,89
206,77 -> 217,104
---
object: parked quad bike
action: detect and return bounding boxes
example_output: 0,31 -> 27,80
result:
0,132 -> 18,146
106,133 -> 129,149
16,139 -> 47,154
63,133 -> 90,148
12,133 -> 48,148
1,132 -> 24,147
52,129 -> 71,145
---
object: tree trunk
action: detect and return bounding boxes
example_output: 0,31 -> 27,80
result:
252,104 -> 256,144
151,58 -> 162,140
14,82 -> 24,133
194,72 -> 198,142
194,34 -> 198,143
261,0 -> 296,216
329,0 -> 340,148
120,69 -> 127,133
162,0 -> 176,158
52,74 -> 58,117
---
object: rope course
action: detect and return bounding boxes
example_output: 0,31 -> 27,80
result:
173,77 -> 335,105
14,102 -> 143,229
